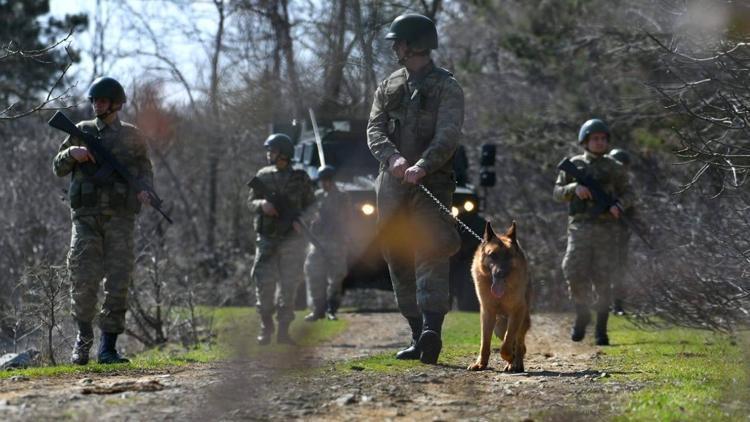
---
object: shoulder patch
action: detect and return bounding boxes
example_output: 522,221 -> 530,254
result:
120,121 -> 139,131
434,67 -> 454,78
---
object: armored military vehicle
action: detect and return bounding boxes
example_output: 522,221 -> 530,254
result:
275,116 -> 491,311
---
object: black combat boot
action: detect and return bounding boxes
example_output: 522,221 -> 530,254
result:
276,321 -> 295,345
395,317 -> 422,360
70,321 -> 94,365
571,304 -> 591,342
97,332 -> 130,364
612,299 -> 626,316
418,312 -> 445,365
257,315 -> 274,345
595,311 -> 610,346
326,299 -> 340,321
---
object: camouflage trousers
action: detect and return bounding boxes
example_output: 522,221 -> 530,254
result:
251,234 -> 306,325
376,172 -> 461,318
67,214 -> 135,334
304,242 -> 348,314
611,223 -> 631,302
561,220 -> 618,313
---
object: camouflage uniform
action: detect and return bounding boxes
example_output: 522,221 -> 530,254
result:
247,166 -> 315,327
367,61 -> 463,318
303,187 -> 352,316
52,117 -> 153,334
553,151 -> 633,314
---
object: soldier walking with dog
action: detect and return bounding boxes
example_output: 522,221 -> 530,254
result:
367,13 -> 463,364
247,134 -> 315,345
303,165 -> 352,322
53,76 -> 154,365
553,119 -> 633,346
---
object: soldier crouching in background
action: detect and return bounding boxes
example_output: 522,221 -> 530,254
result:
553,119 -> 633,346
303,165 -> 353,322
52,77 -> 154,365
247,134 -> 315,345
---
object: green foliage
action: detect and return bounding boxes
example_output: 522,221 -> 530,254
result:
0,0 -> 87,104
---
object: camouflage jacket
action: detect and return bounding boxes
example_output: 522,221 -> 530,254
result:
367,61 -> 464,183
310,187 -> 352,242
553,151 -> 634,224
52,117 -> 154,217
247,165 -> 315,238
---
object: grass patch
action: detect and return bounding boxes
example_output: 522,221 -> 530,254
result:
340,311 -> 480,373
341,312 -> 750,421
1,307 -> 348,380
604,317 -> 750,421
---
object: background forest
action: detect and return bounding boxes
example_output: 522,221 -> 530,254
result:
2,0 -> 750,364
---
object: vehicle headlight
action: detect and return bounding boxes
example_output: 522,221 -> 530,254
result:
463,200 -> 475,212
361,203 -> 375,216
451,206 -> 459,217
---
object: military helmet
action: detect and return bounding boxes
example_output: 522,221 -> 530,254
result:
88,77 -> 127,104
578,118 -> 610,144
609,148 -> 631,166
317,165 -> 336,180
264,133 -> 294,158
385,13 -> 438,50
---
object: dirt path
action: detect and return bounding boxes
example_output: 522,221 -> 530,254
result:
0,313 -> 640,421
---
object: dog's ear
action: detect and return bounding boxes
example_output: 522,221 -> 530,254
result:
483,221 -> 496,242
505,220 -> 517,244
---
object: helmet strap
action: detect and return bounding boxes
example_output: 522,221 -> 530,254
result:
95,102 -> 122,120
397,46 -> 429,66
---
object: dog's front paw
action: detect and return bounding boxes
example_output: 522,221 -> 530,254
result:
467,361 -> 487,371
503,360 -> 524,373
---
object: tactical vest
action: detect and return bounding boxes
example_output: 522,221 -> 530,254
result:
253,167 -> 312,237
566,155 -> 620,220
381,65 -> 456,175
67,120 -> 142,215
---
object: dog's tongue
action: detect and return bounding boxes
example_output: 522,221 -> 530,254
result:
490,281 -> 505,298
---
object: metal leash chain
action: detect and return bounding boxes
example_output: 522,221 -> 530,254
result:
418,184 -> 484,244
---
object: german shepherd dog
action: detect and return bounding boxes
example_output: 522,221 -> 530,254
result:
467,221 -> 531,373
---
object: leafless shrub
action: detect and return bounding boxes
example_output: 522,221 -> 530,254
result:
20,264 -> 70,365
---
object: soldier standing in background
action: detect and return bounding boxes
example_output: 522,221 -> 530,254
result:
607,148 -> 633,316
367,13 -> 464,364
553,119 -> 634,346
52,76 -> 154,365
303,165 -> 352,322
247,134 -> 315,345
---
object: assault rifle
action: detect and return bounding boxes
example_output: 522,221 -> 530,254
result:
247,176 -> 331,262
557,158 -> 652,249
48,111 -> 173,224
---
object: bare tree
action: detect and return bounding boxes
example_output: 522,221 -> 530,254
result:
21,265 -> 69,365
0,35 -> 77,120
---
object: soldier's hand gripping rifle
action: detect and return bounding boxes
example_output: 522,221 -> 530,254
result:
557,158 -> 652,249
247,176 -> 332,263
48,111 -> 173,224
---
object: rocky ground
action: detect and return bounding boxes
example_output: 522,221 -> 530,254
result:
0,312 -> 641,421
